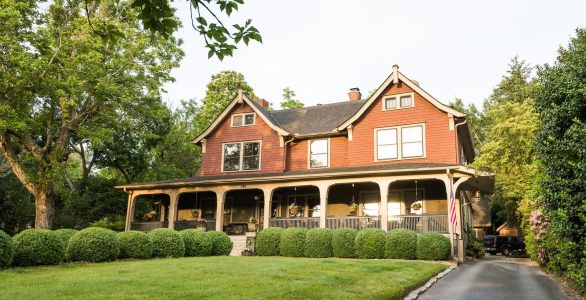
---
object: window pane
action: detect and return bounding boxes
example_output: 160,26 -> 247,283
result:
243,142 -> 259,156
310,153 -> 328,168
385,98 -> 397,110
224,143 -> 240,157
402,126 -> 423,143
244,114 -> 255,125
310,140 -> 328,154
223,158 -> 240,171
242,156 -> 259,170
378,145 -> 397,160
223,143 -> 241,171
232,115 -> 243,127
388,202 -> 401,215
400,95 -> 413,107
402,142 -> 423,157
377,129 -> 397,145
363,203 -> 379,217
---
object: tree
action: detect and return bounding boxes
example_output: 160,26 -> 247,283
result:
534,28 -> 586,292
280,87 -> 304,109
0,0 -> 183,228
449,98 -> 484,146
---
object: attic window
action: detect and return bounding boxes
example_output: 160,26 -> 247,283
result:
232,113 -> 255,127
383,92 -> 415,111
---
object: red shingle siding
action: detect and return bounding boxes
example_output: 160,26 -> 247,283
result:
200,103 -> 284,176
286,136 -> 349,171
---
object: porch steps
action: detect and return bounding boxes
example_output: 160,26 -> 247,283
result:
229,236 -> 247,256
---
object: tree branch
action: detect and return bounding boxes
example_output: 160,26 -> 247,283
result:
0,134 -> 37,195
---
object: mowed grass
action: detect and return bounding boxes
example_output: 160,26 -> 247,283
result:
0,256 -> 447,299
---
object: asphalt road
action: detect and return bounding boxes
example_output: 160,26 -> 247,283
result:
419,254 -> 570,300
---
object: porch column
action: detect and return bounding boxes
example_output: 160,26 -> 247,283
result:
262,187 -> 273,229
167,192 -> 179,230
443,172 -> 471,261
125,193 -> 136,231
317,184 -> 329,228
214,189 -> 228,231
375,180 -> 393,231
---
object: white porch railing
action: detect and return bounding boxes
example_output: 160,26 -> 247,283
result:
387,214 -> 449,233
270,218 -> 320,229
326,216 -> 380,230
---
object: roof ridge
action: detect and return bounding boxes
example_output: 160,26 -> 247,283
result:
272,99 -> 366,113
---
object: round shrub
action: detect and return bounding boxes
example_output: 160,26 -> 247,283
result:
280,227 -> 307,257
416,232 -> 451,260
206,231 -> 233,256
66,227 -> 120,262
355,228 -> 386,259
117,231 -> 153,259
332,228 -> 358,258
0,230 -> 14,267
54,229 -> 79,248
304,228 -> 333,258
147,228 -> 185,258
255,227 -> 284,256
12,229 -> 65,266
181,229 -> 213,257
385,229 -> 417,259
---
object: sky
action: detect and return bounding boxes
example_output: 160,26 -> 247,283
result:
163,0 -> 586,111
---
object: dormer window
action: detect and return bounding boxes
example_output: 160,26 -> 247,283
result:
232,113 -> 255,127
383,92 -> 415,110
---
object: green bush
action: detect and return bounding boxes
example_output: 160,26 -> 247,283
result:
416,232 -> 451,260
90,216 -> 126,232
12,229 -> 65,266
147,228 -> 185,258
66,227 -> 120,262
255,227 -> 284,256
117,231 -> 152,259
0,230 -> 14,267
332,228 -> 358,258
385,229 -> 417,259
355,228 -> 386,259
206,231 -> 233,256
181,229 -> 213,257
280,227 -> 307,257
304,228 -> 333,258
54,229 -> 79,248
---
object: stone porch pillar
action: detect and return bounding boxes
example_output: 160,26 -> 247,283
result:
317,184 -> 329,228
262,187 -> 273,229
375,180 -> 393,231
215,189 -> 228,232
167,192 -> 179,230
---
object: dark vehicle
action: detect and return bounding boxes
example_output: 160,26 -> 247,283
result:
483,235 -> 525,256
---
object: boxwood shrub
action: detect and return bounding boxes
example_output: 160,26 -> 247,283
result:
206,231 -> 233,256
332,228 -> 358,258
416,232 -> 451,260
54,229 -> 79,249
255,227 -> 284,256
117,231 -> 153,259
0,230 -> 14,267
66,227 -> 120,262
12,229 -> 65,266
385,229 -> 417,259
147,228 -> 185,258
280,227 -> 307,257
355,228 -> 386,259
304,228 -> 333,258
181,229 -> 213,257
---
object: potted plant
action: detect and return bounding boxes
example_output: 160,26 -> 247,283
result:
289,203 -> 301,216
247,217 -> 257,232
348,202 -> 359,215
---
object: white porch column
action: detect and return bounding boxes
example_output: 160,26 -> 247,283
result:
214,189 -> 228,231
262,187 -> 273,229
167,192 -> 179,230
125,193 -> 136,231
317,184 -> 329,228
443,172 -> 471,261
375,180 -> 392,231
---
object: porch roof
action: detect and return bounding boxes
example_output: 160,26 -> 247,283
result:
116,163 -> 486,191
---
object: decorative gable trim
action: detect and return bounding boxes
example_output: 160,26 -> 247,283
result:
192,89 -> 289,144
337,66 -> 465,131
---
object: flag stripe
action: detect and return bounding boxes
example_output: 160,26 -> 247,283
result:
449,187 -> 457,225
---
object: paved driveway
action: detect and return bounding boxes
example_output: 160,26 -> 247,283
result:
419,254 -> 569,300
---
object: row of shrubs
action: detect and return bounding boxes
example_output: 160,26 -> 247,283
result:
0,228 -> 233,267
256,227 -> 451,260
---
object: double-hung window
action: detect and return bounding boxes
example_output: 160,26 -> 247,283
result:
401,126 -> 424,158
309,139 -> 329,168
375,124 -> 424,160
223,141 -> 260,171
376,129 -> 398,160
231,113 -> 255,127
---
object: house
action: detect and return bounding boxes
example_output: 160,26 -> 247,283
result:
116,65 -> 493,261
496,222 -> 520,237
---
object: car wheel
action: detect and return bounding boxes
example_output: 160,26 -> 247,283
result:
502,248 -> 511,256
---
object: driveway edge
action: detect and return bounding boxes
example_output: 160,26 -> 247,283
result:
404,264 -> 457,300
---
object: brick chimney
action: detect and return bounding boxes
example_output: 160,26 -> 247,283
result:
256,98 -> 270,109
348,88 -> 361,101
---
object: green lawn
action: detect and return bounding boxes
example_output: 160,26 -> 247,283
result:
0,257 -> 448,299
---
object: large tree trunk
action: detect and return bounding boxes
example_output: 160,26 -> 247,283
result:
34,189 -> 56,229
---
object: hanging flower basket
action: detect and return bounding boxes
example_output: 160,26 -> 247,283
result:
348,203 -> 358,214
289,204 -> 301,216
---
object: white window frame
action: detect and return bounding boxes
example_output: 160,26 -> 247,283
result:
221,140 -> 262,172
307,138 -> 330,169
382,92 -> 415,111
231,113 -> 256,127
374,123 -> 426,161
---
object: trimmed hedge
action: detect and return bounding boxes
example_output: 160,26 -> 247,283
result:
206,231 -> 233,256
181,229 -> 213,257
12,229 -> 65,266
117,231 -> 153,259
355,228 -> 386,259
148,228 -> 185,258
280,228 -> 308,257
305,228 -> 333,258
416,232 -> 451,260
66,227 -> 120,262
54,229 -> 79,249
255,227 -> 284,256
0,230 -> 14,267
332,228 -> 358,258
385,229 -> 417,259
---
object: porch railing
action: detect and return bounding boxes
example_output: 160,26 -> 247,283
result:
326,216 -> 380,230
130,221 -> 165,231
387,214 -> 449,233
270,218 -> 320,229
174,220 -> 216,231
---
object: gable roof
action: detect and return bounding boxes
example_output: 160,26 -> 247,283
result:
337,65 -> 465,131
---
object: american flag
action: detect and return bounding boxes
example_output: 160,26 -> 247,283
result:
449,185 -> 457,225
